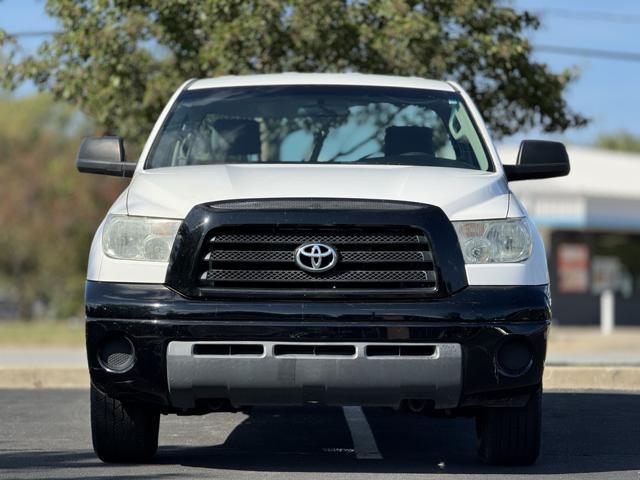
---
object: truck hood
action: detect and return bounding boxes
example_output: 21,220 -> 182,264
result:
126,164 -> 509,220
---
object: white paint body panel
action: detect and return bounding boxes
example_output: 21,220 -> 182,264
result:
188,73 -> 455,92
127,164 -> 509,220
87,74 -> 549,286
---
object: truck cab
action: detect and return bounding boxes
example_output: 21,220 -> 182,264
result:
78,73 -> 569,465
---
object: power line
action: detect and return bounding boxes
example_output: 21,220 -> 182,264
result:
4,30 -> 60,38
5,31 -> 640,64
536,7 -> 640,24
535,44 -> 640,63
7,6 -> 640,32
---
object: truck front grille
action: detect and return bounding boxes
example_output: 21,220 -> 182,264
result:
198,226 -> 437,293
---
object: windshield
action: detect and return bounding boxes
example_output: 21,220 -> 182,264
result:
145,85 -> 492,171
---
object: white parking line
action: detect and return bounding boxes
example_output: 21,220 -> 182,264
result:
342,406 -> 383,460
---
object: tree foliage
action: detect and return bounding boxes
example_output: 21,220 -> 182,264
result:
0,95 -> 123,318
596,131 -> 640,153
1,0 -> 586,148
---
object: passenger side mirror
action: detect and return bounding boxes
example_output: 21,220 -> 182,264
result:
503,140 -> 570,182
76,136 -> 137,177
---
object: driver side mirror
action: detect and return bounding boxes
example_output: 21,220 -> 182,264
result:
76,136 -> 137,177
503,140 -> 570,182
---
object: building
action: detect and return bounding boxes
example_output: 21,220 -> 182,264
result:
499,144 -> 640,325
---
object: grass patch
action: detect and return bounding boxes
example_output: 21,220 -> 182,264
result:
0,320 -> 84,347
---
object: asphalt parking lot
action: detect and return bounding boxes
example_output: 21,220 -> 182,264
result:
1,389 -> 639,479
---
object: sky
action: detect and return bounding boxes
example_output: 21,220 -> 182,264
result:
1,0 -> 639,145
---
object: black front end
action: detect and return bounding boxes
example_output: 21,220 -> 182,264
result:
86,199 -> 550,412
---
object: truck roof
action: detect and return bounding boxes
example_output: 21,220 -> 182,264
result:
188,73 -> 456,92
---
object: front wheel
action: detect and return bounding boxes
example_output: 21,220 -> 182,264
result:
475,386 -> 542,465
90,384 -> 160,463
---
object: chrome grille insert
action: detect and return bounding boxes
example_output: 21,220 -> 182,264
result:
198,226 -> 438,293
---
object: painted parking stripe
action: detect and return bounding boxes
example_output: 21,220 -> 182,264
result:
342,406 -> 383,460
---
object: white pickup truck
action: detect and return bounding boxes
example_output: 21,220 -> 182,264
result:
77,73 -> 569,465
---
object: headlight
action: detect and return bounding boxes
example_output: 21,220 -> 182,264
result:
102,215 -> 181,262
453,218 -> 532,264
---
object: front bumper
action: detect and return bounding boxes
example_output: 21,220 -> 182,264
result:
86,281 -> 550,411
167,340 -> 463,408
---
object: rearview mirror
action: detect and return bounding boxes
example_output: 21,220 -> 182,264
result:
76,136 -> 136,177
503,140 -> 570,182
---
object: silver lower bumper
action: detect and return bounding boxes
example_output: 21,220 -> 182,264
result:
166,341 -> 462,409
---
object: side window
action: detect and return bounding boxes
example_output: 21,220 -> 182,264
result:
448,104 -> 489,170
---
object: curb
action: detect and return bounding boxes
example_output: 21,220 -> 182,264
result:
2,366 -> 640,391
0,367 -> 88,389
543,366 -> 640,391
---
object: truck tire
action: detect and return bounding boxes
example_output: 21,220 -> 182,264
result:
90,384 -> 160,463
475,386 -> 542,465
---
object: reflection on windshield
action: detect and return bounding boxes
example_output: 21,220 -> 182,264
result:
146,85 -> 491,171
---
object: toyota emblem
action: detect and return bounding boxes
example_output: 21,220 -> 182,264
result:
294,243 -> 338,273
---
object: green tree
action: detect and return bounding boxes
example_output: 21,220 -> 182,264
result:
0,95 -> 123,318
596,131 -> 640,153
1,0 -> 586,148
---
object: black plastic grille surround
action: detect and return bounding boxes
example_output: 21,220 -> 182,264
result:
199,225 -> 437,292
164,198 -> 468,299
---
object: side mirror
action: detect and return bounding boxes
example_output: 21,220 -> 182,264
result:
503,140 -> 570,182
76,136 -> 136,177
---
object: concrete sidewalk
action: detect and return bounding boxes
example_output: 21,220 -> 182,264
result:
3,365 -> 640,391
547,326 -> 640,366
1,326 -> 639,390
0,347 -> 86,367
2,326 -> 638,367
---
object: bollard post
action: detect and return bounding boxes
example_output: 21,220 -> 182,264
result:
600,289 -> 615,336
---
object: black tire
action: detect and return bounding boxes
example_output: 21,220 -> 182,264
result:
475,387 -> 542,465
90,384 -> 160,463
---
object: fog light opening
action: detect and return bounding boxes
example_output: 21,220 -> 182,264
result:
496,337 -> 533,377
98,335 -> 136,373
407,399 -> 428,413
